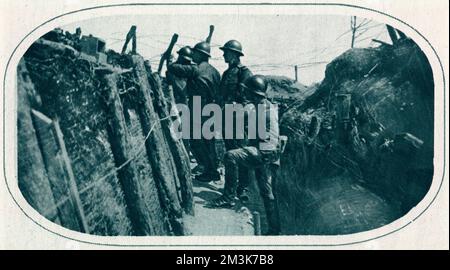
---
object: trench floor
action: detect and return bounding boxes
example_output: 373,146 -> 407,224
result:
183,177 -> 255,236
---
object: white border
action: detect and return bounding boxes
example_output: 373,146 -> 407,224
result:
1,2 -> 447,249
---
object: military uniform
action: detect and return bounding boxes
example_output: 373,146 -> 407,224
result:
222,99 -> 281,234
211,75 -> 282,235
219,63 -> 253,107
168,61 -> 221,179
222,99 -> 280,198
219,62 -> 253,196
166,46 -> 194,155
166,69 -> 188,105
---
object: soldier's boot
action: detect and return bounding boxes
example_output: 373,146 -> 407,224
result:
192,164 -> 205,175
263,199 -> 281,235
195,170 -> 221,182
237,168 -> 250,202
208,195 -> 236,208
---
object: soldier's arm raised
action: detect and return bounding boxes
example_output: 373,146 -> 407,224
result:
167,63 -> 199,79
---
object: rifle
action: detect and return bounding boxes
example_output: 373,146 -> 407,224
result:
158,33 -> 179,75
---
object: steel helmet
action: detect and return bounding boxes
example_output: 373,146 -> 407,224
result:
220,40 -> 244,56
177,46 -> 193,61
241,75 -> 267,97
192,41 -> 211,57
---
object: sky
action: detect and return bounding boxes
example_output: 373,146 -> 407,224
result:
62,14 -> 390,85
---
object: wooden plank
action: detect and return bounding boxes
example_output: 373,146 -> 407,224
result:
31,109 -> 81,231
132,55 -> 184,235
17,60 -> 60,223
52,119 -> 90,233
101,73 -> 159,235
148,73 -> 195,215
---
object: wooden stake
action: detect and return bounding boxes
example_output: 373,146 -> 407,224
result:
17,60 -> 60,223
53,119 -> 90,233
372,39 -> 392,46
132,55 -> 184,235
31,109 -> 81,231
351,16 -> 357,48
121,25 -> 137,54
253,211 -> 261,235
294,65 -> 298,82
158,34 -> 179,75
396,29 -> 407,39
206,25 -> 215,44
386,25 -> 399,45
148,73 -> 195,215
101,73 -> 159,235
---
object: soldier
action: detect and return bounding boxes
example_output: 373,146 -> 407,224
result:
219,39 -> 253,201
167,41 -> 221,182
209,75 -> 282,235
219,40 -> 253,105
166,46 -> 193,105
165,46 -> 194,162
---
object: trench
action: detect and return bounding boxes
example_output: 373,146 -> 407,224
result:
274,38 -> 433,235
17,28 -> 434,236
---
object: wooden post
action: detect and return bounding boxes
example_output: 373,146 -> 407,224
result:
121,25 -> 137,54
396,29 -> 407,39
31,109 -> 81,231
294,65 -> 298,82
148,72 -> 195,215
158,34 -> 179,75
101,73 -> 160,235
386,25 -> 399,45
371,39 -> 392,47
350,16 -> 357,48
132,30 -> 137,54
132,55 -> 185,235
206,25 -> 215,44
253,211 -> 261,235
17,60 -> 60,223
53,119 -> 90,233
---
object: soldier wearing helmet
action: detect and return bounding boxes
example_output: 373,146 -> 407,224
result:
169,42 -> 219,102
209,75 -> 281,235
166,46 -> 193,105
177,46 -> 193,63
219,40 -> 253,106
168,41 -> 221,182
219,39 -> 254,201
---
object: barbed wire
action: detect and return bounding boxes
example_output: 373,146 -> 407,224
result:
102,22 -> 388,77
106,29 -> 346,70
364,29 -> 388,45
